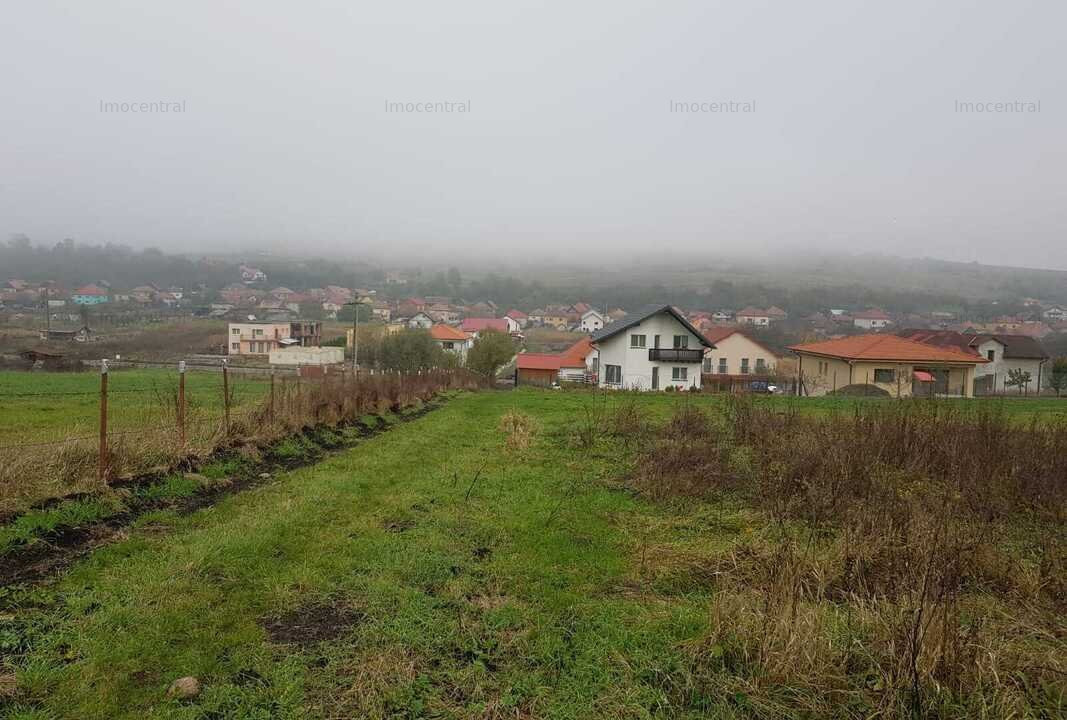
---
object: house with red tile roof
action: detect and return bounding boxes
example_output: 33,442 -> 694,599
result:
429,324 -> 473,358
515,337 -> 597,386
460,317 -> 518,336
789,333 -> 987,397
504,309 -> 529,327
71,284 -> 110,305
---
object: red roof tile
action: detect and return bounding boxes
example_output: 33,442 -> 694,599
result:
429,324 -> 470,341
789,334 -> 987,363
460,318 -> 509,333
516,353 -> 563,371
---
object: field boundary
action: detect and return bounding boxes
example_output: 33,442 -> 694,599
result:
0,393 -> 457,587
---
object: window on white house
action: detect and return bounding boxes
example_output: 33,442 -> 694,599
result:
986,349 -> 995,361
605,364 -> 622,384
673,335 -> 688,349
232,328 -> 240,335
718,358 -> 727,374
740,358 -> 750,374
874,369 -> 895,383
672,367 -> 687,381
630,334 -> 646,348
703,358 -> 712,373
231,342 -> 239,351
756,358 -> 767,373
443,341 -> 454,350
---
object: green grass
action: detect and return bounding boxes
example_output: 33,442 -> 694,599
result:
0,390 -> 1063,718
0,370 -> 268,442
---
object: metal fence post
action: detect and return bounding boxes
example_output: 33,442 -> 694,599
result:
222,359 -> 231,435
178,360 -> 187,449
98,359 -> 109,484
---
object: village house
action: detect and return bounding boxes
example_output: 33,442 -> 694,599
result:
406,312 -> 434,329
459,317 -> 518,337
789,334 -> 987,397
1041,306 -> 1065,322
852,308 -> 893,330
591,305 -> 713,390
515,338 -> 596,387
541,308 -> 573,330
429,324 -> 474,359
712,310 -> 732,323
227,320 -> 322,355
130,285 -> 160,304
427,304 -> 460,324
71,284 -> 109,305
897,329 -> 1050,395
580,309 -> 605,333
505,309 -> 529,328
701,328 -> 778,376
371,301 -> 393,322
239,265 -> 267,284
735,307 -> 771,326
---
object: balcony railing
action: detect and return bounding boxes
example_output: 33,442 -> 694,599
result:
648,348 -> 703,363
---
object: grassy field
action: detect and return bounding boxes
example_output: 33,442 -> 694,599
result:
0,369 -> 269,442
1,389 -> 1062,718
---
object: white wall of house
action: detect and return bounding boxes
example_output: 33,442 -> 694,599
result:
854,317 -> 892,329
434,337 -> 472,359
972,339 -> 1044,392
594,313 -> 703,390
580,310 -> 604,333
737,315 -> 769,326
702,334 -> 777,375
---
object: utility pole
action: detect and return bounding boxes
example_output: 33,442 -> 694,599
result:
345,295 -> 363,375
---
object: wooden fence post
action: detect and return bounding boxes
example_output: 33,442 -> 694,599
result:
269,372 -> 275,425
222,360 -> 231,435
178,360 -> 187,449
98,359 -> 109,484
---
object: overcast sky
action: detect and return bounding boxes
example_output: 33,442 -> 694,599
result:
1,1 -> 1063,268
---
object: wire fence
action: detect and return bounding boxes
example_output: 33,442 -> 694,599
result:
0,362 -> 490,514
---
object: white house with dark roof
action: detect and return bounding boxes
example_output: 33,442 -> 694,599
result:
591,306 -> 714,390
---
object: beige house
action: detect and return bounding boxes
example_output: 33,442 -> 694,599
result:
702,328 -> 779,375
789,334 -> 987,397
227,321 -> 322,355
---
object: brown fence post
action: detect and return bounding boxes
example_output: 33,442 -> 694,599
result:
222,359 -> 231,435
178,360 -> 187,449
98,359 -> 109,484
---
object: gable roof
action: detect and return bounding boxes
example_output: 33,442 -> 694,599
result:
789,334 -> 987,364
735,306 -> 767,318
559,337 -> 594,367
429,324 -> 471,341
459,317 -> 509,333
701,327 -> 778,356
853,308 -> 892,320
516,353 -> 563,371
897,329 -> 1049,360
73,284 -> 108,296
591,305 -> 715,348
505,309 -> 528,320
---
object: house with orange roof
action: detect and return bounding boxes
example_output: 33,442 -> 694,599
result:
429,324 -> 473,359
789,334 -> 987,397
515,337 -> 597,386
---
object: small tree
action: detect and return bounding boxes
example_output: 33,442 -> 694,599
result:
467,330 -> 515,377
1046,357 -> 1067,397
378,329 -> 446,373
1005,368 -> 1033,395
